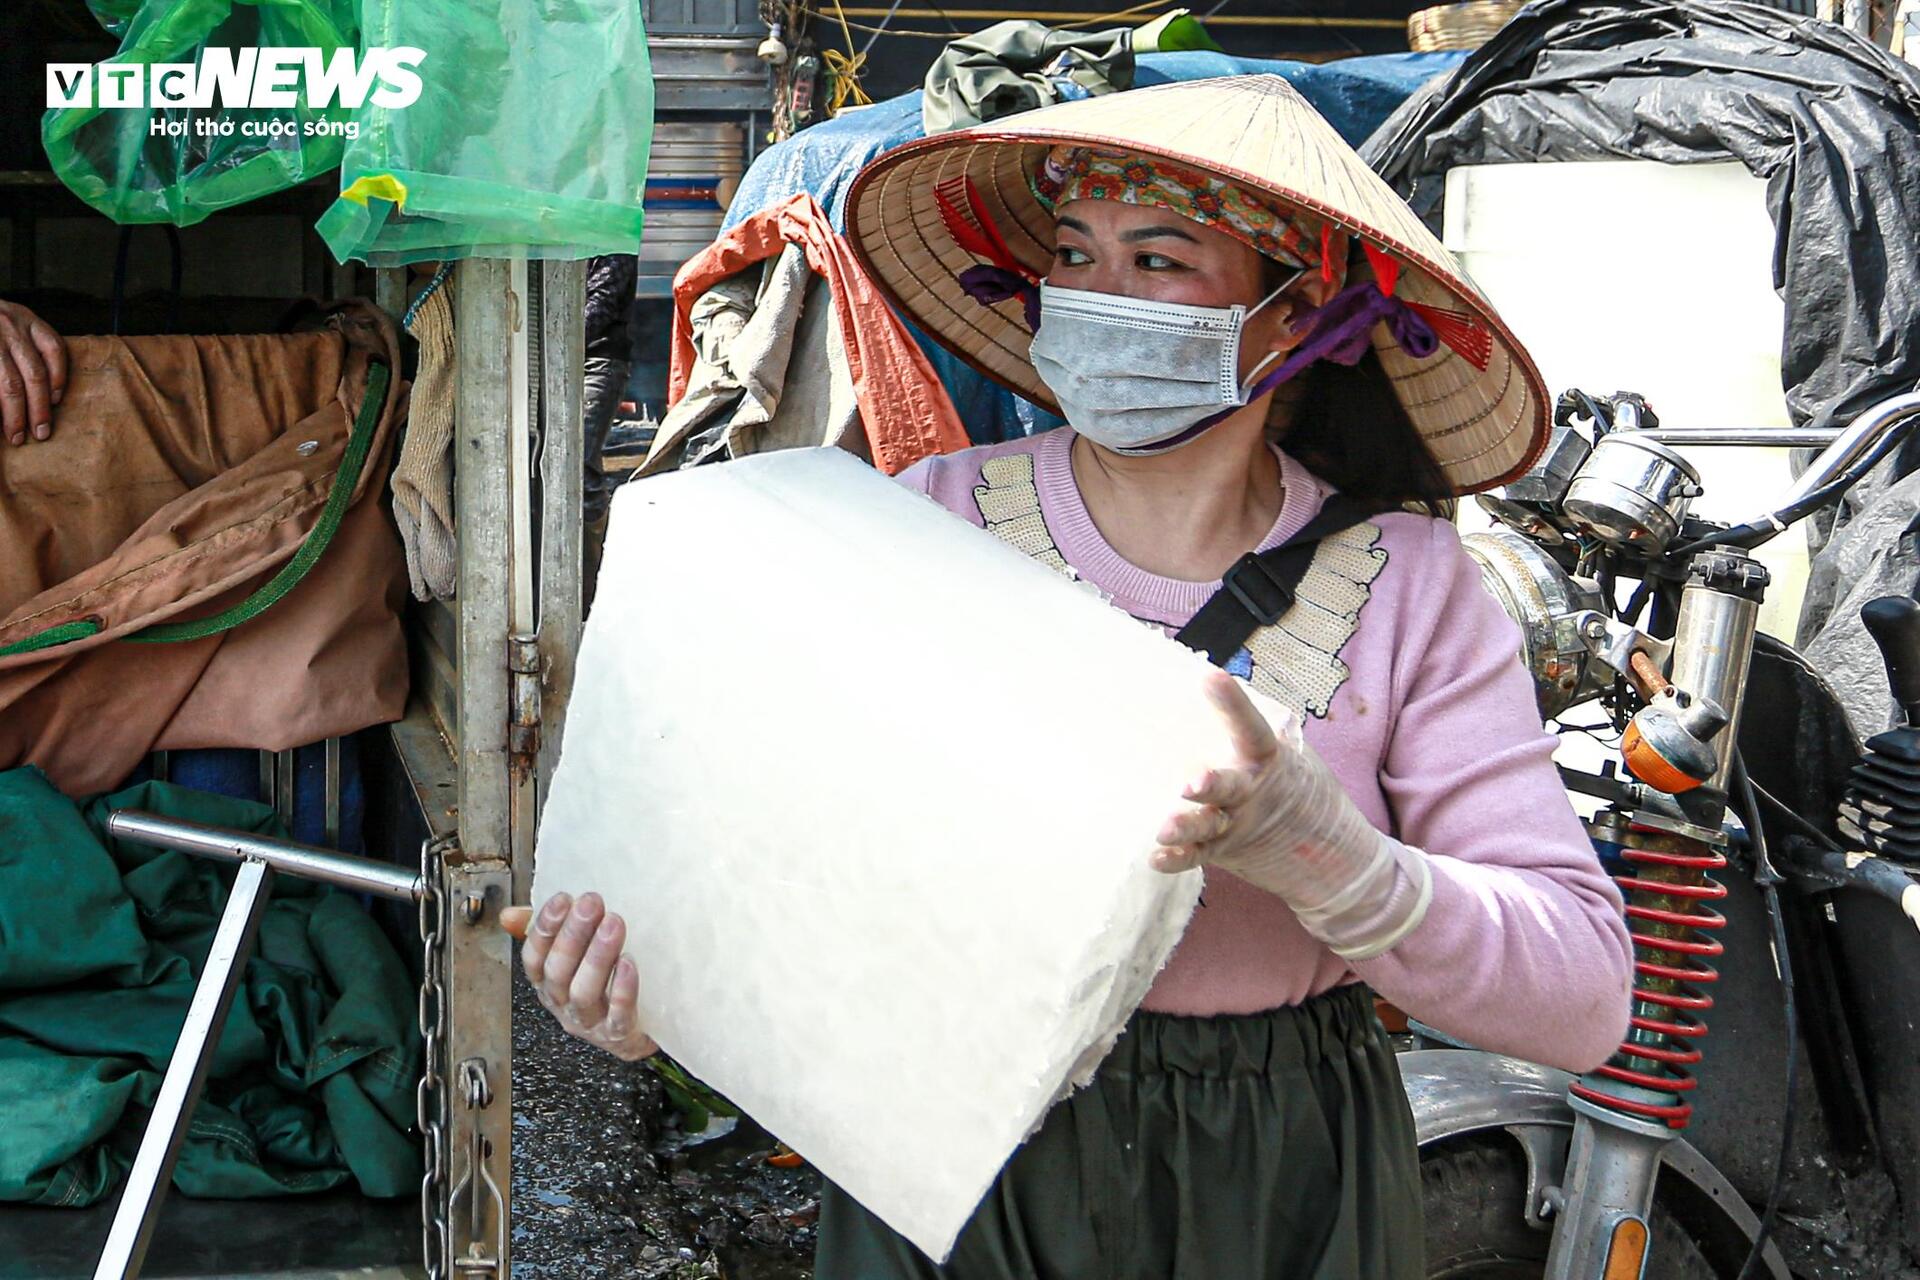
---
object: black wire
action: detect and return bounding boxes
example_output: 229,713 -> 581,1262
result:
1748,777 -> 1845,853
1203,0 -> 1366,56
1620,578 -> 1653,628
915,0 -> 966,35
1572,389 -> 1613,436
1733,754 -> 1799,1280
858,0 -> 909,54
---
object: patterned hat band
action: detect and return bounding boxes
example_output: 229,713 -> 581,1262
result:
1035,145 -> 1352,291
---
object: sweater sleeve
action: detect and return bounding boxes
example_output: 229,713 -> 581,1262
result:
893,456 -> 938,497
1347,520 -> 1633,1073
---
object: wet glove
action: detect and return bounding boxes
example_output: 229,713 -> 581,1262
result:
1151,671 -> 1433,962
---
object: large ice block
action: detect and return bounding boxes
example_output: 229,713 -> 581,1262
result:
534,447 -> 1271,1260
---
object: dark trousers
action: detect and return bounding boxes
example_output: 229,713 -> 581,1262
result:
583,354 -> 631,529
815,983 -> 1425,1280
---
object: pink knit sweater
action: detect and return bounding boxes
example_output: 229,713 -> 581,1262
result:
897,429 -> 1634,1073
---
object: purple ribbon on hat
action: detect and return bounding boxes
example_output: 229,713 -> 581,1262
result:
1115,282 -> 1441,455
959,264 -> 1042,332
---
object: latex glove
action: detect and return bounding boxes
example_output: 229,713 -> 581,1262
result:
502,892 -> 659,1061
1150,671 -> 1433,961
0,301 -> 68,447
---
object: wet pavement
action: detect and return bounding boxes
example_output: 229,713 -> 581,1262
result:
510,967 -> 821,1279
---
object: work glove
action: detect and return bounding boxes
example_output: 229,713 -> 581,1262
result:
502,893 -> 659,1060
1151,671 -> 1433,961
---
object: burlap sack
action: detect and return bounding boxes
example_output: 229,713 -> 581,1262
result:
0,300 -> 410,796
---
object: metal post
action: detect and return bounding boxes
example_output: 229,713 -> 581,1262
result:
532,258 -> 586,897
453,258 -> 515,870
324,736 -> 343,849
1541,1099 -> 1674,1280
92,859 -> 275,1280
374,267 -> 408,322
443,861 -> 512,1280
448,258 -> 521,1278
276,747 -> 297,830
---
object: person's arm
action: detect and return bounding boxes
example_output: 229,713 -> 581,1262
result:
1154,520 -> 1632,1073
1344,520 -> 1632,1070
0,301 -> 68,447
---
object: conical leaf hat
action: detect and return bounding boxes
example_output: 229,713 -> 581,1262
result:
846,74 -> 1548,494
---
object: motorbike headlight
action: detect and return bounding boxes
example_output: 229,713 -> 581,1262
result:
1462,529 -> 1608,719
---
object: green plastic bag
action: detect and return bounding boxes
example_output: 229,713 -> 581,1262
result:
317,0 -> 654,266
43,0 -> 362,226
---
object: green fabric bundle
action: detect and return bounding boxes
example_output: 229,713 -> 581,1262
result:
0,768 -> 420,1207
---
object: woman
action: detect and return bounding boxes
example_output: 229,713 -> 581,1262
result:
505,76 -> 1634,1278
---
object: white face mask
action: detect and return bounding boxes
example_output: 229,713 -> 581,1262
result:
1026,277 -> 1296,456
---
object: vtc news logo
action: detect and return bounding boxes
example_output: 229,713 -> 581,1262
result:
46,47 -> 426,111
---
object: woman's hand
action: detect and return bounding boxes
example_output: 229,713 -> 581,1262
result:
0,301 -> 68,447
501,892 -> 658,1061
1148,670 -> 1433,962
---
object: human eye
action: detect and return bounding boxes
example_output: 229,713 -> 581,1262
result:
1136,252 -> 1187,272
1054,245 -> 1092,267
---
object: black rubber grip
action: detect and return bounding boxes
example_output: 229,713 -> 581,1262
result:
1862,595 -> 1920,727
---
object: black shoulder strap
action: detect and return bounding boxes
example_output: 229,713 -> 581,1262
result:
1173,494 -> 1376,667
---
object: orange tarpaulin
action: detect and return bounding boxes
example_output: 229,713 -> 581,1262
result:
668,193 -> 969,475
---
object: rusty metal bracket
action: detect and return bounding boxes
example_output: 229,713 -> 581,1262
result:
443,860 -> 512,1280
507,634 -> 543,781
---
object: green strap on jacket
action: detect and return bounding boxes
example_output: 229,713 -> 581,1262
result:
0,361 -> 390,659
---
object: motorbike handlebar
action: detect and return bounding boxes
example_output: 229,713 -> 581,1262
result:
1641,390 -> 1920,557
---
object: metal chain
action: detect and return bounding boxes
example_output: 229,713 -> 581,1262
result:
417,835 -> 454,1280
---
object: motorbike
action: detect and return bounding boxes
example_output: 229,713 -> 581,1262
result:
1405,389 -> 1920,1280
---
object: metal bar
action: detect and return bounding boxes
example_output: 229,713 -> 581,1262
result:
509,258 -> 537,640
276,747 -> 297,830
324,737 -> 342,849
450,256 -> 525,1278
1776,391 -> 1920,511
93,859 -> 275,1280
149,751 -> 169,784
532,259 -> 586,899
454,258 -> 516,851
105,811 -> 422,902
258,750 -> 274,808
647,35 -> 762,46
1633,429 -> 1841,447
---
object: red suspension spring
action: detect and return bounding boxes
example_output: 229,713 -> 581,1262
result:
1570,828 -> 1727,1129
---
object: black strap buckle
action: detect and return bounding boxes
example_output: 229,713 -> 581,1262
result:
1221,551 -> 1296,626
